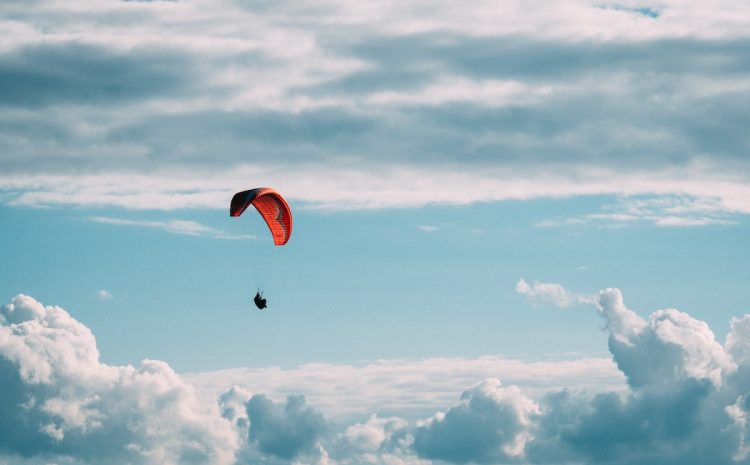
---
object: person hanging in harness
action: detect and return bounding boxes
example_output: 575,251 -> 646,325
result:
253,290 -> 267,309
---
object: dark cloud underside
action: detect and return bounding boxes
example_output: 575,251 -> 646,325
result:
0,43 -> 194,108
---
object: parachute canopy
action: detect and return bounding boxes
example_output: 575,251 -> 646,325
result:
230,187 -> 292,245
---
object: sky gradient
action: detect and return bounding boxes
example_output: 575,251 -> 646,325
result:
1,1 -> 750,464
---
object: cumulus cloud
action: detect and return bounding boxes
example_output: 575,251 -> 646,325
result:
219,386 -> 252,432
340,414 -> 409,453
245,394 -> 326,460
516,279 -> 594,308
528,379 -> 724,464
523,285 -> 750,465
0,294 -> 239,465
726,315 -> 750,365
6,288 -> 750,465
595,288 -> 735,388
413,379 -> 539,463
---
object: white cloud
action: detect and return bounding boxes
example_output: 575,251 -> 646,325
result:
89,216 -> 248,239
594,287 -> 649,344
3,164 -> 749,215
517,284 -> 750,464
516,279 -> 594,308
538,195 -> 740,229
518,283 -> 737,388
727,397 -> 750,461
727,315 -> 750,365
0,294 -> 628,465
365,78 -> 555,107
0,0 -> 749,220
595,288 -> 736,388
259,396 -> 325,458
219,386 -> 252,431
95,289 -> 112,300
0,294 -> 240,465
187,356 -> 624,422
341,415 -> 409,453
413,379 -> 540,463
7,289 -> 750,464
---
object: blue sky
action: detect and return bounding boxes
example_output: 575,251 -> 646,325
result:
1,1 -> 750,464
3,199 -> 748,372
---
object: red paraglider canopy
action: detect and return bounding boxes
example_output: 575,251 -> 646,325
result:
230,187 -> 292,246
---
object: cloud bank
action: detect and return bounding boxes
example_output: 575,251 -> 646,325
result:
0,294 -> 239,465
0,0 -> 749,218
4,288 -> 750,464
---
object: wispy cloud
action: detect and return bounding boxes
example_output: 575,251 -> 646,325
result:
89,216 -> 249,239
537,195 -> 740,229
95,289 -> 112,300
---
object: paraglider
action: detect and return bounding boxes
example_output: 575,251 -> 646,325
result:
253,290 -> 267,310
230,187 -> 293,309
